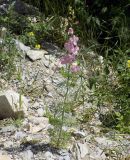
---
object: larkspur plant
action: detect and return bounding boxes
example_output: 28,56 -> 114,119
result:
49,28 -> 81,147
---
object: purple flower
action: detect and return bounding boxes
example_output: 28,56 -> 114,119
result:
60,54 -> 76,64
73,46 -> 79,55
68,28 -> 74,35
64,39 -> 79,55
64,41 -> 74,54
69,35 -> 79,46
70,63 -> 80,73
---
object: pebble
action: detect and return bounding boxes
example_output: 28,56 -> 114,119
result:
44,151 -> 55,160
37,108 -> 45,117
15,131 -> 26,140
22,150 -> 34,160
4,141 -> 13,148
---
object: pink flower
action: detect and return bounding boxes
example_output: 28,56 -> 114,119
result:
70,63 -> 80,73
69,35 -> 79,46
64,41 -> 74,54
73,46 -> 79,55
68,28 -> 74,35
60,54 -> 76,64
64,39 -> 79,55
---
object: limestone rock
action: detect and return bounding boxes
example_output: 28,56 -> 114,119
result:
22,150 -> 34,160
0,90 -> 28,119
44,151 -> 55,160
0,154 -> 11,160
37,108 -> 45,117
72,142 -> 89,160
26,50 -> 48,61
15,39 -> 30,54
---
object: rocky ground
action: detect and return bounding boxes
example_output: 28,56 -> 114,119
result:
0,39 -> 130,160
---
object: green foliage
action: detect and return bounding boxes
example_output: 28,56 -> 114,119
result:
47,101 -> 77,148
49,127 -> 71,148
0,3 -> 30,34
79,108 -> 97,123
90,49 -> 130,133
0,31 -> 18,80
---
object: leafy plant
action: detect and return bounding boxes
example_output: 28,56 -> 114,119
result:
0,30 -> 18,80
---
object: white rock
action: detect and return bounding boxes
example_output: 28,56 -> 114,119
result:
95,136 -> 117,147
37,108 -> 45,117
15,39 -> 30,54
22,150 -> 34,160
15,131 -> 26,140
29,124 -> 44,133
26,50 -> 48,61
73,131 -> 86,138
77,142 -> 89,159
89,145 -> 106,160
0,90 -> 28,119
44,151 -> 55,160
72,142 -> 89,160
31,102 -> 39,109
0,155 -> 12,160
4,141 -> 13,148
28,116 -> 49,125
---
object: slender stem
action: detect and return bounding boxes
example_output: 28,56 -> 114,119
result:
57,65 -> 70,147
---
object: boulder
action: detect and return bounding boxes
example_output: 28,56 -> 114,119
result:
0,90 -> 28,119
26,50 -> 48,61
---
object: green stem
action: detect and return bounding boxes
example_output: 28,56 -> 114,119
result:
57,65 -> 70,147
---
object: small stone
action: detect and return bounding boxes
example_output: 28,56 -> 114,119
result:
95,136 -> 117,147
15,131 -> 26,140
89,145 -> 106,160
73,131 -> 86,138
28,116 -> 49,125
4,141 -> 13,148
15,39 -> 30,54
37,108 -> 45,117
59,155 -> 70,160
0,125 -> 16,133
22,150 -> 34,160
43,59 -> 50,68
0,155 -> 11,160
26,50 -> 48,61
77,142 -> 89,159
72,142 -> 89,160
31,102 -> 39,109
44,151 -> 55,160
29,124 -> 44,133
